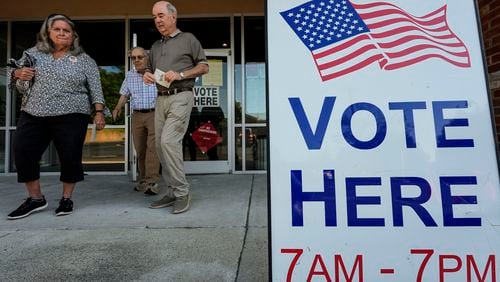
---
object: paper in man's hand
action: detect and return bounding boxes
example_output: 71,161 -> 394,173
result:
154,68 -> 171,88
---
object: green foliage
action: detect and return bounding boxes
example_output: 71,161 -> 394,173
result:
99,67 -> 125,124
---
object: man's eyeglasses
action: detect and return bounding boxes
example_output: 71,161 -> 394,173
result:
130,55 -> 146,61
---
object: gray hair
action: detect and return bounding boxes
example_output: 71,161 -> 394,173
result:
36,14 -> 83,56
166,2 -> 177,15
128,46 -> 148,57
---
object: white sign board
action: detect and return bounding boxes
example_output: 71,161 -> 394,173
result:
267,0 -> 500,281
194,86 -> 220,107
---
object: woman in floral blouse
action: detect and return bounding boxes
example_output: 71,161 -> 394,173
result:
7,14 -> 108,220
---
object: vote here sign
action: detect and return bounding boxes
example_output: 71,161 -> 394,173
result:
267,0 -> 500,281
194,86 -> 219,107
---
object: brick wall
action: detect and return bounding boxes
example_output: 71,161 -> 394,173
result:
478,0 -> 500,148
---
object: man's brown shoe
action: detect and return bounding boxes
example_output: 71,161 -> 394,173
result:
149,195 -> 175,209
172,194 -> 190,214
144,183 -> 159,195
133,181 -> 147,192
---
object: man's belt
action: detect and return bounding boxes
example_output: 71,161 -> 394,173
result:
133,108 -> 155,113
157,87 -> 193,96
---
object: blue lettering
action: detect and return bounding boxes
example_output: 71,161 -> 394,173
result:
440,176 -> 481,226
289,170 -> 482,227
432,101 -> 474,148
391,177 -> 437,227
290,97 -> 475,150
342,103 -> 386,149
291,170 -> 337,226
346,177 -> 384,226
289,97 -> 336,150
388,102 -> 427,148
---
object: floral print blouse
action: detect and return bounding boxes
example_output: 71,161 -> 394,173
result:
10,47 -> 106,117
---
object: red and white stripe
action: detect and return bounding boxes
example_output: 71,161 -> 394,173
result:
353,2 -> 470,70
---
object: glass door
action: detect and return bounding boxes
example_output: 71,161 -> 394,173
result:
184,49 -> 233,173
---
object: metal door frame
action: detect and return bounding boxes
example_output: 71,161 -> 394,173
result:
184,49 -> 233,174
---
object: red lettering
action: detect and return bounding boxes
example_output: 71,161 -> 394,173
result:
439,254 -> 462,282
411,249 -> 434,282
334,254 -> 363,282
307,254 -> 332,282
281,248 -> 304,282
467,255 -> 496,282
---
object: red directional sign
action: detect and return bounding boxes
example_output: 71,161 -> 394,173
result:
191,122 -> 223,153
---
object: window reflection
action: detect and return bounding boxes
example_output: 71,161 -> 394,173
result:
184,58 -> 229,162
99,67 -> 125,125
245,63 -> 266,123
0,22 -> 7,127
10,22 -> 40,126
83,127 -> 125,171
0,21 -> 6,174
0,131 -> 4,172
234,16 -> 267,172
76,20 -> 126,171
235,126 -> 267,171
234,64 -> 242,124
234,17 -> 242,124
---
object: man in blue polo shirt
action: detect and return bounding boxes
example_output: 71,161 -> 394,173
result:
113,46 -> 161,195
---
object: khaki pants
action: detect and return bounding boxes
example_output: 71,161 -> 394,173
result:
131,111 -> 161,184
154,91 -> 194,197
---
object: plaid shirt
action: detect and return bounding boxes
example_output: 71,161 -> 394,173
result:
119,69 -> 157,110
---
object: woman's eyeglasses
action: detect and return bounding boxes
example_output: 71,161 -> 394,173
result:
130,55 -> 146,61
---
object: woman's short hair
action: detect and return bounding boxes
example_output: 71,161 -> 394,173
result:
36,14 -> 84,56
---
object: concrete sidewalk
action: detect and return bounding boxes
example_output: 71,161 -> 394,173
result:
0,174 -> 268,281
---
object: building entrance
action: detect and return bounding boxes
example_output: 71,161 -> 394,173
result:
184,49 -> 233,173
1,16 -> 268,175
129,49 -> 233,177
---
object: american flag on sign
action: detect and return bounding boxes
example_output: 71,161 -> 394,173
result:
280,0 -> 471,81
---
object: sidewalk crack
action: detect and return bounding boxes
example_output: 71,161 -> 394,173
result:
234,174 -> 254,282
